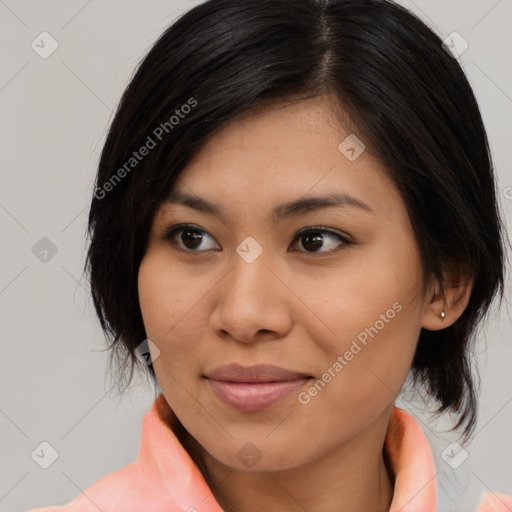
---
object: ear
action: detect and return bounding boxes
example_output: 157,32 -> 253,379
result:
421,264 -> 473,331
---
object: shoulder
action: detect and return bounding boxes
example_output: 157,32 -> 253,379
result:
476,492 -> 512,512
23,394 -> 203,512
24,462 -> 141,512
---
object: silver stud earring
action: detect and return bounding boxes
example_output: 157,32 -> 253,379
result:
440,310 -> 446,319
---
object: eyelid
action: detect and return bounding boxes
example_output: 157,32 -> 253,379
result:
290,226 -> 353,254
161,223 -> 354,254
293,225 -> 354,243
162,223 -> 220,251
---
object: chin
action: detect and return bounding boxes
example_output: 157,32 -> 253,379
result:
204,441 -> 310,473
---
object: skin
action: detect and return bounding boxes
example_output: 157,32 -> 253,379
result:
137,95 -> 472,512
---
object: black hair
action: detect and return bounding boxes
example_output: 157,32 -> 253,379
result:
84,0 -> 507,441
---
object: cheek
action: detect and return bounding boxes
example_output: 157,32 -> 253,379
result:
138,255 -> 169,336
306,238 -> 423,397
295,296 -> 421,448
138,252 -> 196,339
137,251 -> 216,383
138,254 -> 191,375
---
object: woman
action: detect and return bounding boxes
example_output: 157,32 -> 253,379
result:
29,0 -> 511,510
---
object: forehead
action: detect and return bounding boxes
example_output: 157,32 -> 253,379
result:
158,95 -> 400,223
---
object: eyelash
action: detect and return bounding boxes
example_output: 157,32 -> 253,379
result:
161,223 -> 354,256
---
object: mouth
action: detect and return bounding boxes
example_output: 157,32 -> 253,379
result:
203,364 -> 313,411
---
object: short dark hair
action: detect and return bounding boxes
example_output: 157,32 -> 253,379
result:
84,0 -> 507,441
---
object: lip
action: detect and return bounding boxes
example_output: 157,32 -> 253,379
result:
204,364 -> 312,411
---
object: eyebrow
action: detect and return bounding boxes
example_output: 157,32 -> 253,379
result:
164,190 -> 374,222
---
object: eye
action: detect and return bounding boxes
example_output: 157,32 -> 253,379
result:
290,227 -> 353,254
162,224 -> 220,252
161,224 -> 353,255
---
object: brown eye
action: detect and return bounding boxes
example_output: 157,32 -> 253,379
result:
161,224 -> 352,255
291,227 -> 352,254
162,224 -> 220,252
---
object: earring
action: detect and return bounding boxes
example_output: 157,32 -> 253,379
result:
440,310 -> 446,319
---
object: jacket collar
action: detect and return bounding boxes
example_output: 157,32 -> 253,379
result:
384,406 -> 437,511
137,393 -> 437,511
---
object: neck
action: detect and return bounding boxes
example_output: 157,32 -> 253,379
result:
195,405 -> 395,512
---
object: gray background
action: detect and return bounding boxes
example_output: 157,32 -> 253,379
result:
0,1 -> 510,511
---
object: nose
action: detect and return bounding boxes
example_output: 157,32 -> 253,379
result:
209,250 -> 293,344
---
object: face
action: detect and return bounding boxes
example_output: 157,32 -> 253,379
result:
138,95 -> 430,472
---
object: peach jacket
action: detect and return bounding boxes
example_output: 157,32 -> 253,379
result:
28,394 -> 512,512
